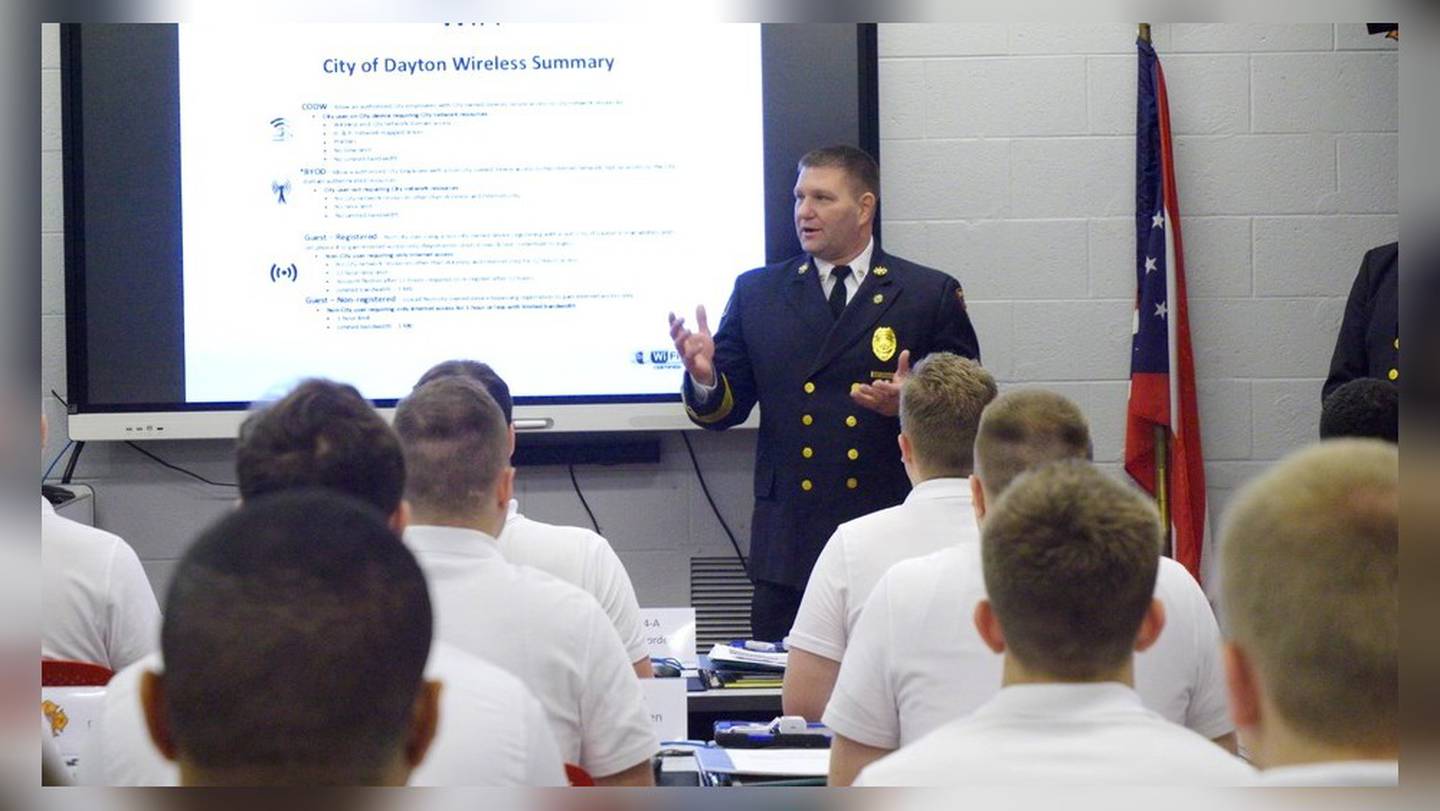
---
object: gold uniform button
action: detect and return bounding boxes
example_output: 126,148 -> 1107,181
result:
804,382 -> 816,394
851,382 -> 861,394
802,447 -> 814,459
802,414 -> 813,426
847,448 -> 859,461
846,477 -> 859,490
845,415 -> 858,428
1394,338 -> 1400,349
1388,368 -> 1399,381
801,479 -> 813,492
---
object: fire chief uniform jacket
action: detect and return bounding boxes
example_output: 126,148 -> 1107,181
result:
683,249 -> 980,590
1323,242 -> 1399,401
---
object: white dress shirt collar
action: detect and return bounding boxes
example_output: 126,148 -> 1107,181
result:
904,477 -> 974,507
814,237 -> 876,286
976,682 -> 1144,721
404,524 -> 504,560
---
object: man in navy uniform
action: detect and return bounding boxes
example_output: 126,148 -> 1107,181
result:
1323,242 -> 1398,402
668,145 -> 980,640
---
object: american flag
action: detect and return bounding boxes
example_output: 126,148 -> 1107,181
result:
1125,37 -> 1208,583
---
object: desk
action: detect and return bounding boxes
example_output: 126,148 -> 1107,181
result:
685,686 -> 782,741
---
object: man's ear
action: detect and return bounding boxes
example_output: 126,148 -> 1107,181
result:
857,190 -> 877,227
389,500 -> 411,535
405,680 -> 442,769
507,424 -> 517,458
1133,598 -> 1167,653
1223,642 -> 1263,730
139,670 -> 179,761
973,600 -> 1006,654
497,466 -> 516,511
971,475 -> 987,524
898,433 -> 913,467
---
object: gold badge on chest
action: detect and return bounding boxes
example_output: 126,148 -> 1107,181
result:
872,326 -> 897,362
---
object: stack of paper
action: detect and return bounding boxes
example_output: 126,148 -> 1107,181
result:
706,643 -> 787,672
693,747 -> 829,786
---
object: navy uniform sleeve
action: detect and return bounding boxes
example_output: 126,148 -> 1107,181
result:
1323,255 -> 1375,402
931,275 -> 981,363
683,282 -> 759,430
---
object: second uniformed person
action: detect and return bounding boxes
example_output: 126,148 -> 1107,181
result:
668,145 -> 980,640
1323,241 -> 1398,402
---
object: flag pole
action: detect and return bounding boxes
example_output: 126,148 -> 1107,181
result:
1139,20 -> 1171,555
1154,425 -> 1171,555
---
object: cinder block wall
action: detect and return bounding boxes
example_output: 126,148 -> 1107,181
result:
39,24 -> 1397,603
874,23 -> 1397,588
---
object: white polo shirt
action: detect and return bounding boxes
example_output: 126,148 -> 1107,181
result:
404,524 -> 658,778
498,500 -> 648,664
788,478 -> 977,662
854,682 -> 1256,786
824,545 -> 1233,749
1257,761 -> 1398,787
86,642 -> 567,786
42,498 -> 160,672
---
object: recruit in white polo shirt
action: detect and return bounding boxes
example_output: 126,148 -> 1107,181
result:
497,499 -> 648,666
403,524 -> 658,780
86,642 -> 567,787
823,545 -> 1233,750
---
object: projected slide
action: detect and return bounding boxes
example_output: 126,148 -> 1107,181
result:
179,24 -> 765,402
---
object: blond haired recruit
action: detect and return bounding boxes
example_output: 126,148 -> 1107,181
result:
1221,439 -> 1398,750
899,353 -> 997,478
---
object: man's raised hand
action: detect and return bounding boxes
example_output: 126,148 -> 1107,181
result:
668,305 -> 716,387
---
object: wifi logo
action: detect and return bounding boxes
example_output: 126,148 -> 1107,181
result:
270,263 -> 299,283
270,116 -> 291,141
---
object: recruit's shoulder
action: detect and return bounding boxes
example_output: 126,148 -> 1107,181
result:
42,503 -> 130,554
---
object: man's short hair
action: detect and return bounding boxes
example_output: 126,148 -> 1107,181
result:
982,461 -> 1161,680
1320,378 -> 1398,443
393,377 -> 510,518
973,389 -> 1093,498
414,360 -> 514,425
899,353 -> 998,477
1221,439 -> 1398,751
236,379 -> 405,515
798,144 -> 880,200
161,489 -> 432,782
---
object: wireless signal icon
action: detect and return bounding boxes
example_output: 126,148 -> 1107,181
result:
269,116 -> 290,141
269,263 -> 299,283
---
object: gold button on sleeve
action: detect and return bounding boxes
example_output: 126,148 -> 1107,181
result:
801,479 -> 813,492
802,447 -> 814,459
851,382 -> 861,394
804,382 -> 816,394
802,414 -> 813,426
846,477 -> 858,490
1395,338 -> 1400,349
845,415 -> 858,428
847,448 -> 859,461
1388,368 -> 1399,381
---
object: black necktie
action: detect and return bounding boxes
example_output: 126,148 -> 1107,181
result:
829,265 -> 852,320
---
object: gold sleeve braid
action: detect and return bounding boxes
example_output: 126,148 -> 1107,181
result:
686,374 -> 735,424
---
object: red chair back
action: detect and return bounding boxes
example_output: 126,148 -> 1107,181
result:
41,659 -> 114,687
564,762 -> 596,786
